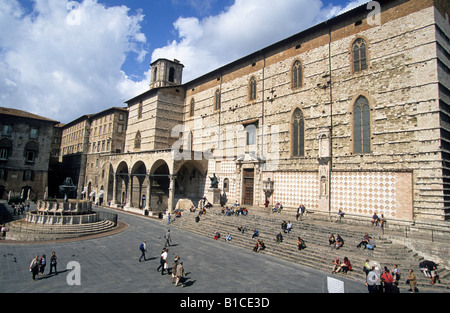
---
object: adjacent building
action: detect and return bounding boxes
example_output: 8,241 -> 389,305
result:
0,107 -> 59,200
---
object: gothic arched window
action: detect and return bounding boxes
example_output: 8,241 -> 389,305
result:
134,131 -> 141,149
249,76 -> 257,101
292,60 -> 303,88
353,96 -> 371,154
138,102 -> 143,119
168,67 -> 175,82
291,108 -> 305,157
214,89 -> 221,111
189,98 -> 195,117
352,38 -> 368,72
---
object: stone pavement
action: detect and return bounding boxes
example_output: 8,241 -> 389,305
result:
0,205 -> 368,295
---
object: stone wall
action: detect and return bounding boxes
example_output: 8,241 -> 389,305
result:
90,0 -> 450,222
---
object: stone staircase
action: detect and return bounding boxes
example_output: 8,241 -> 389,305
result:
166,208 -> 450,292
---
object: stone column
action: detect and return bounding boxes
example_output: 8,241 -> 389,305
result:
145,174 -> 151,211
167,174 -> 176,213
111,174 -> 118,206
126,173 -> 133,208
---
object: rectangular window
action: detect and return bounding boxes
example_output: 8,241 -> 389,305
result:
245,124 -> 257,145
0,148 -> 8,160
0,169 -> 7,180
26,151 -> 35,163
2,125 -> 12,135
23,170 -> 33,181
30,128 -> 38,139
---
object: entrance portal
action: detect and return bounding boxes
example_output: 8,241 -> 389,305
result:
242,169 -> 254,206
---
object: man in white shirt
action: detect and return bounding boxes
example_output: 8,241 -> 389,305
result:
285,221 -> 293,234
157,248 -> 168,275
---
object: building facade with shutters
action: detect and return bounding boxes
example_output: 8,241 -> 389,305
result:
0,107 -> 59,201
91,0 -> 449,222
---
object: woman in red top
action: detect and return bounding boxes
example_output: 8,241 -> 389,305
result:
341,257 -> 353,274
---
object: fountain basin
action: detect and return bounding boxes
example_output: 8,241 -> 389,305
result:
27,199 -> 97,225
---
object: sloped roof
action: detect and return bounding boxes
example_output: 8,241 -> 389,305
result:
0,106 -> 59,124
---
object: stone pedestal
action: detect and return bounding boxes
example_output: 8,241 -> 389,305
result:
207,188 -> 221,205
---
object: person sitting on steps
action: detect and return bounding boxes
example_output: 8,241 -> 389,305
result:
335,234 -> 344,249
276,232 -> 283,243
297,237 -> 306,250
329,233 -> 336,246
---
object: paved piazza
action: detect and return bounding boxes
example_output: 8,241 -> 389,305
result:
0,207 -> 367,295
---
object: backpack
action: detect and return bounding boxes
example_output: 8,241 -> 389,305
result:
139,243 -> 144,251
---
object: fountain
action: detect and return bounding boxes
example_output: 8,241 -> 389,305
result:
59,177 -> 77,202
4,177 -> 119,241
26,177 -> 96,225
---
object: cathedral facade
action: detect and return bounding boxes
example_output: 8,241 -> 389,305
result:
89,0 -> 450,222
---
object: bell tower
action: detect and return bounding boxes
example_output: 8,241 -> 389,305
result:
150,58 -> 184,89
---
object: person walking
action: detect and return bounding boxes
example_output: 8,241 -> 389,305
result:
29,255 -> 39,280
139,241 -> 147,262
49,251 -> 57,275
171,256 -> 179,284
175,261 -> 186,287
164,230 -> 172,248
38,254 -> 46,277
407,269 -> 418,293
157,248 -> 168,275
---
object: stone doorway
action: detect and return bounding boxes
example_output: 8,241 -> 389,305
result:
242,169 -> 254,206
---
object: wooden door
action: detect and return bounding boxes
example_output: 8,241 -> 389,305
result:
242,169 -> 254,206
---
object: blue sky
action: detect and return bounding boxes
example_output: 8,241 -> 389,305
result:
0,0 -> 368,123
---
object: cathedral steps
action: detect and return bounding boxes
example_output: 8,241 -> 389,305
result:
168,210 -> 450,291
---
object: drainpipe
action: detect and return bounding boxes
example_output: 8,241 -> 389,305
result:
327,22 -> 334,216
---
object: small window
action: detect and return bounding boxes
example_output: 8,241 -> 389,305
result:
169,67 -> 175,82
138,102 -> 143,119
245,124 -> 257,146
0,168 -> 7,180
134,131 -> 141,149
23,170 -> 33,181
2,125 -> 12,136
0,138 -> 12,160
24,141 -> 39,163
189,98 -> 195,117
352,38 -> 368,72
153,67 -> 158,83
0,148 -> 8,160
292,60 -> 303,88
214,89 -> 221,111
30,127 -> 38,139
249,77 -> 257,101
223,178 -> 230,193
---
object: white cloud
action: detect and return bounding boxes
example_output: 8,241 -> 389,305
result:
152,0 -> 372,83
0,0 -> 149,123
0,0 -> 370,123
